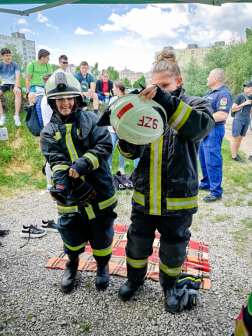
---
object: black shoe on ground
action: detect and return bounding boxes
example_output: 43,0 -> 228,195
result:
0,241 -> 2,247
20,225 -> 46,238
232,156 -> 245,162
41,220 -> 58,232
203,194 -> 222,202
118,280 -> 144,301
164,288 -> 180,313
96,264 -> 109,290
60,256 -> 79,294
199,187 -> 210,191
248,155 -> 252,162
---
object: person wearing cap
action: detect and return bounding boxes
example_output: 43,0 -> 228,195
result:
40,72 -> 117,293
230,81 -> 252,162
199,68 -> 232,202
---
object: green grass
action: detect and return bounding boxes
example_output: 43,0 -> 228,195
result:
241,217 -> 252,229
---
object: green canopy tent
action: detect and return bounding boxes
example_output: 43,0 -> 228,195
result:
0,0 -> 250,16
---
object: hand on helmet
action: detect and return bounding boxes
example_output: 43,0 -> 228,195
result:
138,85 -> 158,101
96,106 -> 111,127
50,186 -> 68,204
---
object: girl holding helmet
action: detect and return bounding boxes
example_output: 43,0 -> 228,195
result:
114,51 -> 215,312
40,72 -> 117,293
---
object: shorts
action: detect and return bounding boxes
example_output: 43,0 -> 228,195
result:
29,85 -> 44,93
232,119 -> 250,137
0,84 -> 21,93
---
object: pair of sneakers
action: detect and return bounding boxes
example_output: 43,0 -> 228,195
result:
20,220 -> 58,238
0,115 -> 21,127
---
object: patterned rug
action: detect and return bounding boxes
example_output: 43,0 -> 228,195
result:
46,224 -> 211,290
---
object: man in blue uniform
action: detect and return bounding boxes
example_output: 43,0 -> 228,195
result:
199,68 -> 232,202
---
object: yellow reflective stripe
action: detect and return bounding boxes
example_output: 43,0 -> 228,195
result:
53,131 -> 62,140
57,205 -> 78,213
166,196 -> 198,210
149,136 -> 163,215
177,277 -> 201,283
159,261 -> 181,276
65,124 -> 79,163
52,165 -> 70,173
77,128 -> 80,136
84,152 -> 99,170
85,204 -> 96,220
133,190 -> 145,206
118,146 -> 134,158
99,194 -> 117,210
168,101 -> 192,132
64,241 -> 87,251
127,257 -> 148,268
92,244 -> 113,257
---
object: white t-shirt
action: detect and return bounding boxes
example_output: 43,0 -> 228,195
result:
41,95 -> 53,126
108,96 -> 119,133
54,68 -> 73,76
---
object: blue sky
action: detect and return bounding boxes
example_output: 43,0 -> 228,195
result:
0,3 -> 252,72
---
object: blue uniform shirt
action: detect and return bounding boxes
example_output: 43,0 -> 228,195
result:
204,85 -> 232,126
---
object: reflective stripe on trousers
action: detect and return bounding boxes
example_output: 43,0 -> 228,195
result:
149,136 -> 163,215
126,257 -> 148,268
159,261 -> 181,276
63,240 -> 87,251
92,244 -> 113,257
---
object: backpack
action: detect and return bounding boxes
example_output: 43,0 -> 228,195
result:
24,99 -> 43,136
231,92 -> 249,117
76,71 -> 91,88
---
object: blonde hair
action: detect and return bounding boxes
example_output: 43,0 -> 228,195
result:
153,50 -> 181,79
114,81 -> 126,95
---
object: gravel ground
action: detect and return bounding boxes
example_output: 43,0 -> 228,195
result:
0,189 -> 251,336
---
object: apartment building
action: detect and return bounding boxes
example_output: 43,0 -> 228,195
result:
155,42 -> 225,67
0,32 -> 36,65
119,67 -> 150,85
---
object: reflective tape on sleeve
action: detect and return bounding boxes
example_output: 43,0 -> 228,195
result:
92,244 -> 113,257
84,152 -> 99,170
159,261 -> 181,276
98,194 -> 117,210
53,131 -> 62,141
166,196 -> 198,210
126,257 -> 148,269
57,205 -> 78,214
52,164 -> 70,173
133,190 -> 145,206
168,101 -> 192,131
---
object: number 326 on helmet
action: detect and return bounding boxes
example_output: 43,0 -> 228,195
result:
110,95 -> 167,145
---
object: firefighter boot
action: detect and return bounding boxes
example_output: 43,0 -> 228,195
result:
96,264 -> 109,290
164,288 -> 180,313
60,255 -> 79,293
118,280 -> 144,301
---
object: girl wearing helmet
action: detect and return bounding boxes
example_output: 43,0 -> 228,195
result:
116,51 -> 215,313
40,72 -> 117,293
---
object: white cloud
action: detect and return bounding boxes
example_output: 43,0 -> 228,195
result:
36,12 -> 58,30
20,28 -> 39,35
113,36 -> 154,50
38,45 -> 60,53
18,18 -> 28,25
75,27 -> 93,35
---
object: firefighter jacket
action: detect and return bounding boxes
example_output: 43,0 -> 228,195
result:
118,86 -> 215,217
40,108 -> 117,220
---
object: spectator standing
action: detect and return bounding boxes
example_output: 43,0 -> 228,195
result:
199,68 -> 232,202
0,47 -> 22,126
230,81 -> 252,162
54,55 -> 73,76
75,61 -> 99,114
25,49 -> 53,105
108,81 -> 126,173
95,70 -> 113,103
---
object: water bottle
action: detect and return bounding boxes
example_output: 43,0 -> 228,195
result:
124,162 -> 129,169
105,96 -> 109,106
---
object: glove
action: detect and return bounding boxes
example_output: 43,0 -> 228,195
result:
71,178 -> 97,207
50,185 -> 68,204
96,106 -> 111,127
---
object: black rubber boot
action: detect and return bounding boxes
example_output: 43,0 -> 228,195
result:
60,255 -> 79,294
118,280 -> 144,301
164,288 -> 180,313
96,264 -> 109,290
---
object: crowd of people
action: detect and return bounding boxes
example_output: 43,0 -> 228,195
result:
0,46 -> 252,332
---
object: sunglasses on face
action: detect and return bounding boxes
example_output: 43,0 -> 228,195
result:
61,61 -> 68,64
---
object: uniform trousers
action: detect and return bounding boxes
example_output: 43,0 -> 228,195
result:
58,209 -> 116,265
126,208 -> 192,290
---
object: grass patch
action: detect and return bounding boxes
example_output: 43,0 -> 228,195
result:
215,214 -> 231,222
241,217 -> 252,229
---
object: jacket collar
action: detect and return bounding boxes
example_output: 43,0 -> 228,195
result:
170,85 -> 185,99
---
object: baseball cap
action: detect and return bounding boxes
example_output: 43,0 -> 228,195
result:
243,81 -> 252,87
